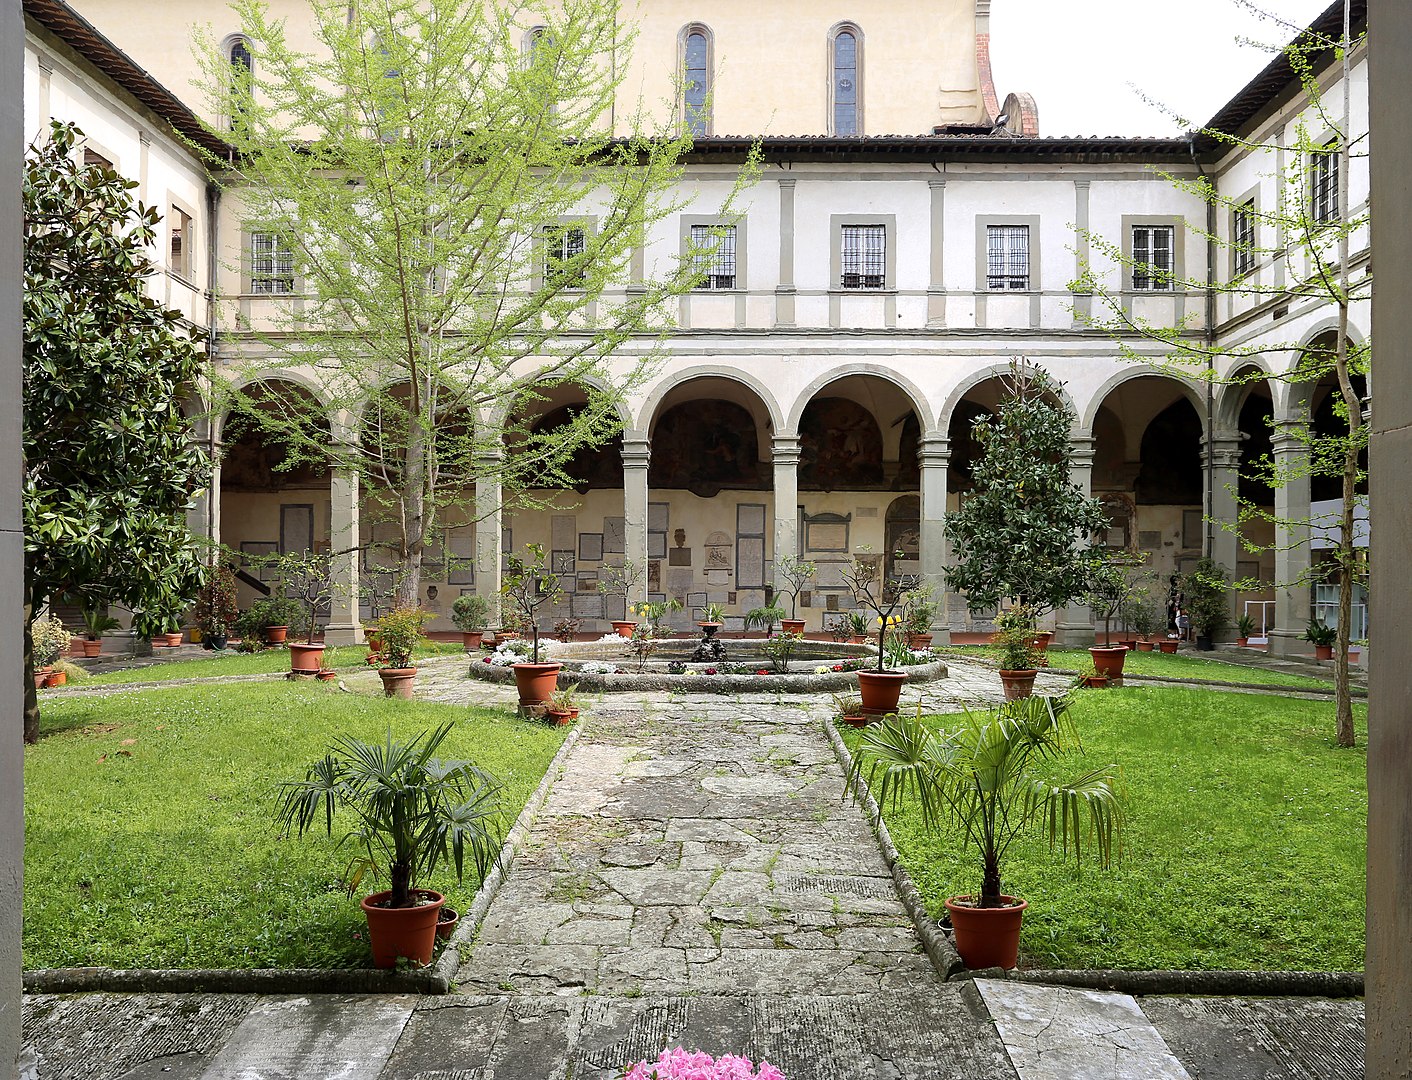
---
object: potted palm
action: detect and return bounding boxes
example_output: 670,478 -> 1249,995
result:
374,605 -> 430,698
832,692 -> 867,729
501,544 -> 563,708
451,593 -> 491,650
193,564 -> 239,651
842,551 -> 909,715
597,559 -> 644,637
849,693 -> 1122,970
744,603 -> 786,638
545,683 -> 581,725
78,602 -> 120,657
1304,618 -> 1337,660
274,722 -> 504,968
1236,613 -> 1256,648
994,605 -> 1040,701
775,554 -> 818,635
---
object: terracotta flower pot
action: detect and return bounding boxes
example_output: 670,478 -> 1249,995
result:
545,707 -> 574,726
781,619 -> 806,635
1134,640 -> 1154,652
82,639 -> 103,657
1031,631 -> 1054,652
839,713 -> 868,729
1117,638 -> 1138,652
367,633 -> 383,652
1089,645 -> 1128,679
1237,636 -> 1249,648
945,895 -> 1029,970
1080,674 -> 1109,689
378,667 -> 418,699
43,670 -> 66,687
360,889 -> 444,968
315,669 -> 337,682
264,625 -> 289,645
436,906 -> 459,941
513,662 -> 562,706
908,633 -> 934,650
288,642 -> 325,674
610,621 -> 637,638
162,632 -> 184,648
848,635 -> 868,645
1158,640 -> 1178,653
33,668 -> 51,689
857,669 -> 907,715
998,669 -> 1037,701
1314,644 -> 1334,660
461,631 -> 483,650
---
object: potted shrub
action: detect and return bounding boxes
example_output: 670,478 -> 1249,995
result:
994,605 -> 1039,701
1304,618 -> 1337,660
1077,663 -> 1109,690
832,692 -> 867,729
274,722 -> 504,968
451,592 -> 491,650
31,614 -> 71,687
849,693 -> 1122,970
597,559 -> 644,637
77,602 -> 120,658
902,584 -> 937,650
1184,558 -> 1231,651
545,683 -> 581,725
775,554 -> 817,635
553,616 -> 581,644
1085,552 -> 1142,680
245,594 -> 306,647
273,551 -> 337,674
842,551 -> 909,715
1236,613 -> 1256,648
193,564 -> 239,651
744,603 -> 786,638
501,544 -> 564,708
374,605 -> 430,698
844,610 -> 870,645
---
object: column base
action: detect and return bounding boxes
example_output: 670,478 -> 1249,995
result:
1054,621 -> 1095,649
322,624 -> 365,647
1266,628 -> 1312,659
927,625 -> 952,647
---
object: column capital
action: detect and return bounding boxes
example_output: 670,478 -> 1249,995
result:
1068,437 -> 1097,469
919,435 -> 950,468
474,446 -> 505,466
621,438 -> 651,469
771,434 -> 802,467
778,176 -> 797,190
1270,421 -> 1307,456
928,177 -> 947,190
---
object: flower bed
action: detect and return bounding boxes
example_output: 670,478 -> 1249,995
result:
625,1049 -> 785,1080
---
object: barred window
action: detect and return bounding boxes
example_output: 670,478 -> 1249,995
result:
1233,201 -> 1256,277
840,224 -> 885,289
832,28 -> 859,136
1311,143 -> 1339,224
1131,225 -> 1174,291
170,206 -> 192,278
690,224 -> 736,289
683,28 -> 711,137
544,225 -> 586,288
986,225 -> 1030,290
250,231 -> 294,294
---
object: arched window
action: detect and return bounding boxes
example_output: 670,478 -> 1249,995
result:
681,25 -> 712,136
228,36 -> 253,132
525,25 -> 556,113
830,24 -> 861,136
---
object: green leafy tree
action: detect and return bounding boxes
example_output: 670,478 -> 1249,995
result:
1073,3 -> 1366,746
198,0 -> 756,607
22,121 -> 208,742
944,362 -> 1108,623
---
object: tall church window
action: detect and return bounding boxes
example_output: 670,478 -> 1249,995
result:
830,25 -> 861,136
229,37 -> 253,132
682,26 -> 712,136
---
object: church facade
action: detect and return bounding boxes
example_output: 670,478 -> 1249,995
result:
21,0 -> 1369,655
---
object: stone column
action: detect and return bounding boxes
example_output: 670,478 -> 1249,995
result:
622,436 -> 651,609
1268,421 -> 1312,656
1203,432 -> 1243,633
475,449 -> 503,612
918,434 -> 951,644
322,464 -> 363,645
771,435 -> 801,615
1055,437 -> 1097,647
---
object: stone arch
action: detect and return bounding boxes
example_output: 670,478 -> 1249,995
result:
218,369 -> 338,443
943,364 -> 1076,493
636,365 -> 785,435
1078,365 -> 1207,438
1214,361 -> 1276,433
785,364 -> 934,433
936,361 -> 1077,440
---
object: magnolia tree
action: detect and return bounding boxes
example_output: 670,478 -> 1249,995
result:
22,122 -> 208,742
1073,3 -> 1367,746
199,0 -> 756,607
944,363 -> 1108,631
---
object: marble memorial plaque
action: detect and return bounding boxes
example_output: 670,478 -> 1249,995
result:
668,547 -> 692,566
552,550 -> 575,574
571,593 -> 604,619
737,536 -> 765,586
579,533 -> 603,562
552,515 -> 576,550
647,561 -> 661,592
737,503 -> 766,535
805,520 -> 849,552
649,502 -> 670,532
649,532 -> 667,559
603,516 -> 626,553
687,592 -> 708,608
667,568 -> 694,594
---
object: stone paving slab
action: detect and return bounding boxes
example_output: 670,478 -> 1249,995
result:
976,980 -> 1191,1080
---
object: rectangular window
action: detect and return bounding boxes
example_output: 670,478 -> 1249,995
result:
1232,200 -> 1256,277
170,206 -> 192,278
250,231 -> 295,295
1311,142 -> 1339,223
1131,224 -> 1174,291
690,224 -> 736,289
543,225 -> 586,288
986,224 -> 1030,290
840,224 -> 885,289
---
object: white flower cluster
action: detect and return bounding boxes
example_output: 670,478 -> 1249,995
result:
485,641 -> 527,666
580,660 -> 619,675
596,632 -> 633,644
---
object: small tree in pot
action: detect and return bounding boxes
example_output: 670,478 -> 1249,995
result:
842,550 -> 909,715
849,692 -> 1121,970
451,593 -> 491,650
501,544 -> 564,707
597,560 -> 644,635
1183,558 -> 1230,651
272,550 -> 336,672
774,554 -> 817,632
993,605 -> 1040,701
372,605 -> 430,698
193,564 -> 239,650
274,722 -> 503,967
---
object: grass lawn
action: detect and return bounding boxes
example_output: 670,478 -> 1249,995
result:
24,680 -> 566,970
845,685 -> 1367,971
942,644 -> 1335,691
59,640 -> 468,686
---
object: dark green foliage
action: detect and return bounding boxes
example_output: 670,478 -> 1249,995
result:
944,364 -> 1108,616
23,121 -> 208,738
1183,558 -> 1231,639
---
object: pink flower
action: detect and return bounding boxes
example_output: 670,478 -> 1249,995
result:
831,664 -> 843,672
705,668 -> 717,675
623,1048 -> 786,1080
757,669 -> 769,676
483,657 -> 492,663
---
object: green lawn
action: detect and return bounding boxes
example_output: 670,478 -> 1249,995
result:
943,644 -> 1335,691
24,680 -> 566,970
59,640 -> 468,686
846,685 -> 1367,971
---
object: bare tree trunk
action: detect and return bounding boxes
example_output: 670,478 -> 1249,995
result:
23,606 -> 38,745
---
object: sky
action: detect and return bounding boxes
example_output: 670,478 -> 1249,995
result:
988,0 -> 1337,137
